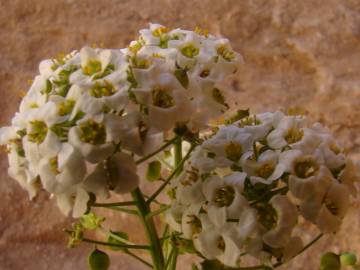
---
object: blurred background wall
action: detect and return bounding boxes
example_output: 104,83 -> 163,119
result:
1,0 -> 360,269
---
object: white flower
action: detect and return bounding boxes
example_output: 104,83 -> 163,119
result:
181,203 -> 204,239
38,143 -> 86,194
132,72 -> 191,131
175,167 -> 206,205
315,182 -> 350,233
164,202 -> 185,232
109,112 -> 163,156
242,150 -> 286,185
339,158 -> 360,196
70,47 -> 124,85
288,154 -> 333,202
7,149 -> 40,199
68,114 -> 119,163
19,75 -> 48,113
282,236 -> 303,262
193,216 -> 243,267
235,112 -> 277,141
262,195 -> 298,248
55,185 -> 90,218
267,115 -> 306,149
106,152 -> 139,194
202,125 -> 253,168
202,173 -> 248,227
314,132 -> 345,170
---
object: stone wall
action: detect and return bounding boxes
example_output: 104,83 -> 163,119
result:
1,0 -> 360,269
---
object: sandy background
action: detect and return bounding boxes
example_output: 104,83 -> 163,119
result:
1,0 -> 360,269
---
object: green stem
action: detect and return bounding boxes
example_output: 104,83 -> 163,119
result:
136,137 -> 178,165
92,201 -> 137,207
174,137 -> 182,175
169,248 -> 178,270
146,205 -> 170,219
273,233 -> 323,268
82,237 -> 150,250
101,206 -> 138,215
131,188 -> 165,270
125,250 -> 153,269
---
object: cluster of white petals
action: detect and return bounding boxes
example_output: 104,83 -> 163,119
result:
165,111 -> 359,267
122,23 -> 241,131
0,24 -> 241,218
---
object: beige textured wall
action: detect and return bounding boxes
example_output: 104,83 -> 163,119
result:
1,0 -> 360,269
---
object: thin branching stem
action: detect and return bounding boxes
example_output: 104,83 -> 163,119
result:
82,237 -> 150,250
147,144 -> 196,204
136,137 -> 178,165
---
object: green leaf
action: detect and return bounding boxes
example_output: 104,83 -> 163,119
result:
174,68 -> 189,89
146,160 -> 162,182
107,231 -> 129,251
88,249 -> 110,270
80,212 -> 105,230
340,252 -> 357,266
320,252 -> 340,270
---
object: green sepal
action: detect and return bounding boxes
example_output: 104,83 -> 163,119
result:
174,68 -> 189,89
80,212 -> 105,230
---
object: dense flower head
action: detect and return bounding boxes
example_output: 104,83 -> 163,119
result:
0,47 -> 146,217
122,23 -> 242,131
0,24 -> 241,218
165,110 -> 359,267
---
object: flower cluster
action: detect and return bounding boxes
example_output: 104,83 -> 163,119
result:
0,24 -> 241,218
165,111 -> 359,267
122,23 -> 241,131
0,47 -> 145,217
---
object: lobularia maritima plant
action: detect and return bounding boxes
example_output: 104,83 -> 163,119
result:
0,23 -> 359,270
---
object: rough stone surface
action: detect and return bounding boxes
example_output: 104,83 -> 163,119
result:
1,0 -> 360,269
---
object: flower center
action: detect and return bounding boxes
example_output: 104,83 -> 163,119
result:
131,56 -> 151,69
217,236 -> 226,252
89,81 -> 115,98
49,156 -> 60,174
256,163 -> 275,179
152,87 -> 174,108
294,158 -> 319,178
194,26 -> 209,37
82,59 -> 102,76
329,143 -> 341,155
217,44 -> 235,62
180,43 -> 199,58
181,167 -> 199,186
238,116 -> 261,127
324,197 -> 339,216
152,26 -> 170,37
199,69 -> 210,78
225,141 -> 243,162
186,215 -> 202,235
79,120 -> 106,145
214,186 -> 235,207
28,121 -> 48,144
256,203 -> 278,230
284,127 -> 304,144
58,99 -> 75,116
